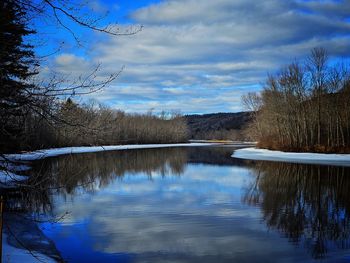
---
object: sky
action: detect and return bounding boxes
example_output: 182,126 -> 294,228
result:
39,0 -> 350,114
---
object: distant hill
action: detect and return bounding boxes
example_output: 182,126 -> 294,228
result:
184,112 -> 253,140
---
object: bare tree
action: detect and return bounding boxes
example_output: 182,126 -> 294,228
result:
243,48 -> 350,152
306,47 -> 328,146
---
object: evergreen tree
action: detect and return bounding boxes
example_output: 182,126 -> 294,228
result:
0,0 -> 38,152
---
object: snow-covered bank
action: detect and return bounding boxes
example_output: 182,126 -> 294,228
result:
3,213 -> 62,263
4,143 -> 216,161
2,233 -> 56,263
0,171 -> 27,186
232,147 -> 350,167
0,162 -> 30,187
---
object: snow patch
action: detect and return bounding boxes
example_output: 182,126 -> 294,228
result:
0,161 -> 30,186
0,171 -> 27,186
4,143 -> 215,161
2,233 -> 55,263
232,147 -> 350,167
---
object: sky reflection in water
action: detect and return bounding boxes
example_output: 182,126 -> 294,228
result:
35,147 -> 350,263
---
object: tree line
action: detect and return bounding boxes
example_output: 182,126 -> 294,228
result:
243,48 -> 350,153
0,0 -> 187,154
4,98 -> 188,153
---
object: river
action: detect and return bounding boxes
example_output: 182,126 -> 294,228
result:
5,146 -> 350,262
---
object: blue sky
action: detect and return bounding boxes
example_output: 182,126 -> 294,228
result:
38,0 -> 350,114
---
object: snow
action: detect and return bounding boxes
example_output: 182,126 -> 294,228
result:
0,171 -> 27,186
0,162 -> 29,187
1,162 -> 31,172
2,233 -> 55,263
232,147 -> 350,167
4,143 -> 215,161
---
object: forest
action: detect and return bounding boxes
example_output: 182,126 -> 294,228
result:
185,112 -> 251,141
1,93 -> 188,153
5,98 -> 188,153
243,48 -> 350,153
0,0 -> 188,154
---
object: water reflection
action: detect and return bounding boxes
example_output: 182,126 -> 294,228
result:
39,148 -> 266,263
39,147 -> 189,194
6,146 -> 240,214
244,162 -> 350,259
3,147 -> 350,262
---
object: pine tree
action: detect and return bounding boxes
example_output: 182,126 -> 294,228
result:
0,0 -> 38,152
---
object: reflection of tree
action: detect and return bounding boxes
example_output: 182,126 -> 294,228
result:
0,147 -> 188,260
5,146 -> 247,215
243,162 -> 350,259
46,147 -> 188,193
3,148 -> 188,215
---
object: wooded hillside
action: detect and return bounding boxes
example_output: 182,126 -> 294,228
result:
243,48 -> 350,153
185,112 -> 252,140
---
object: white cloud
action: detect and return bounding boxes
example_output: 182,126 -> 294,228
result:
88,0 -> 109,14
50,0 -> 350,113
52,54 -> 92,75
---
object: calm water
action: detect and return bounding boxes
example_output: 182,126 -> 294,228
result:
11,146 -> 350,262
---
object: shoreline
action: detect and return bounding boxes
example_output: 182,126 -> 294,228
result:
4,143 -> 220,162
1,143 -> 224,185
232,147 -> 350,167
